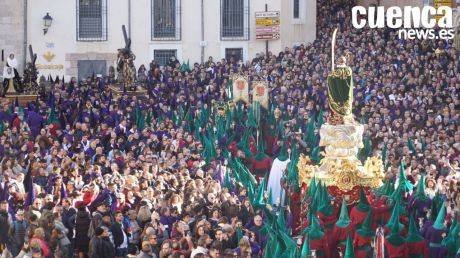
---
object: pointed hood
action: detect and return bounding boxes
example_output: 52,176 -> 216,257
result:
309,146 -> 321,164
381,143 -> 388,165
254,177 -> 266,208
254,133 -> 268,161
385,215 -> 405,246
375,180 -> 391,197
388,184 -> 403,202
343,233 -> 356,258
336,199 -> 351,228
306,214 -> 325,240
301,235 -> 310,258
406,213 -> 424,243
407,138 -> 416,153
433,201 -> 446,230
318,183 -> 333,216
355,186 -> 370,212
316,107 -> 325,129
223,169 -> 233,192
277,137 -> 289,162
386,197 -> 404,231
267,188 -> 273,206
413,174 -> 428,201
441,219 -> 459,248
397,160 -> 413,192
237,226 -> 243,243
451,212 -> 458,232
304,176 -> 317,201
305,112 -> 316,150
429,195 -> 440,221
357,210 -> 374,238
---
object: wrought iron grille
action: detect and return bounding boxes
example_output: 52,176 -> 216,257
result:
293,0 -> 300,18
154,49 -> 177,66
220,0 -> 249,40
225,48 -> 243,62
76,0 -> 108,41
151,0 -> 181,40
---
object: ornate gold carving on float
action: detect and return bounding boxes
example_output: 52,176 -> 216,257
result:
297,124 -> 384,192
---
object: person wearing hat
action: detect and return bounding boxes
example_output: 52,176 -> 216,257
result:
267,137 -> 290,206
331,199 -> 354,258
384,212 -> 408,257
88,226 -> 116,258
316,183 -> 337,234
303,212 -> 330,258
249,134 -> 271,183
350,187 -> 371,229
353,210 -> 374,258
343,233 -> 356,258
371,182 -> 394,226
383,195 -> 407,238
409,175 -> 432,221
406,213 -> 428,258
427,202 -> 449,258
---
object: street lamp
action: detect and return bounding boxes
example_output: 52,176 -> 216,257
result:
43,13 -> 53,35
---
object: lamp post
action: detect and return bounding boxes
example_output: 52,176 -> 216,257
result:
43,13 -> 53,35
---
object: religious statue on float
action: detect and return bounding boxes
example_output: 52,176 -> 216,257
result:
117,25 -> 136,91
327,54 -> 354,125
297,29 -> 384,203
23,45 -> 40,95
2,53 -> 22,96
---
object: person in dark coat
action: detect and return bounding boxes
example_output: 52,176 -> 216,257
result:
111,211 -> 130,258
61,198 -> 77,240
0,201 -> 12,252
88,227 -> 116,258
75,203 -> 91,257
8,209 -> 27,256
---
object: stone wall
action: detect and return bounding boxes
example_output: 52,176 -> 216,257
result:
0,0 -> 25,76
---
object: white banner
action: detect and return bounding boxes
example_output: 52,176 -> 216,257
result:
252,81 -> 269,109
232,75 -> 249,103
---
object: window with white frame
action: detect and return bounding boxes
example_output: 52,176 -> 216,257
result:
293,0 -> 300,19
76,0 -> 107,41
225,48 -> 243,62
151,0 -> 181,41
154,49 -> 177,66
220,0 -> 249,40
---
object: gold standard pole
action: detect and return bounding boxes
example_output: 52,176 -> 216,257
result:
331,28 -> 338,71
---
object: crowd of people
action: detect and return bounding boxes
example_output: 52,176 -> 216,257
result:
0,0 -> 459,257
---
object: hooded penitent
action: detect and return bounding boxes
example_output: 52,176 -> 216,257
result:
267,137 -> 290,205
336,198 -> 351,228
343,233 -> 356,258
351,186 -> 371,229
249,133 -> 271,180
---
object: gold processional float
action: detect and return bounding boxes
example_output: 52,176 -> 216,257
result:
296,29 -> 384,205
